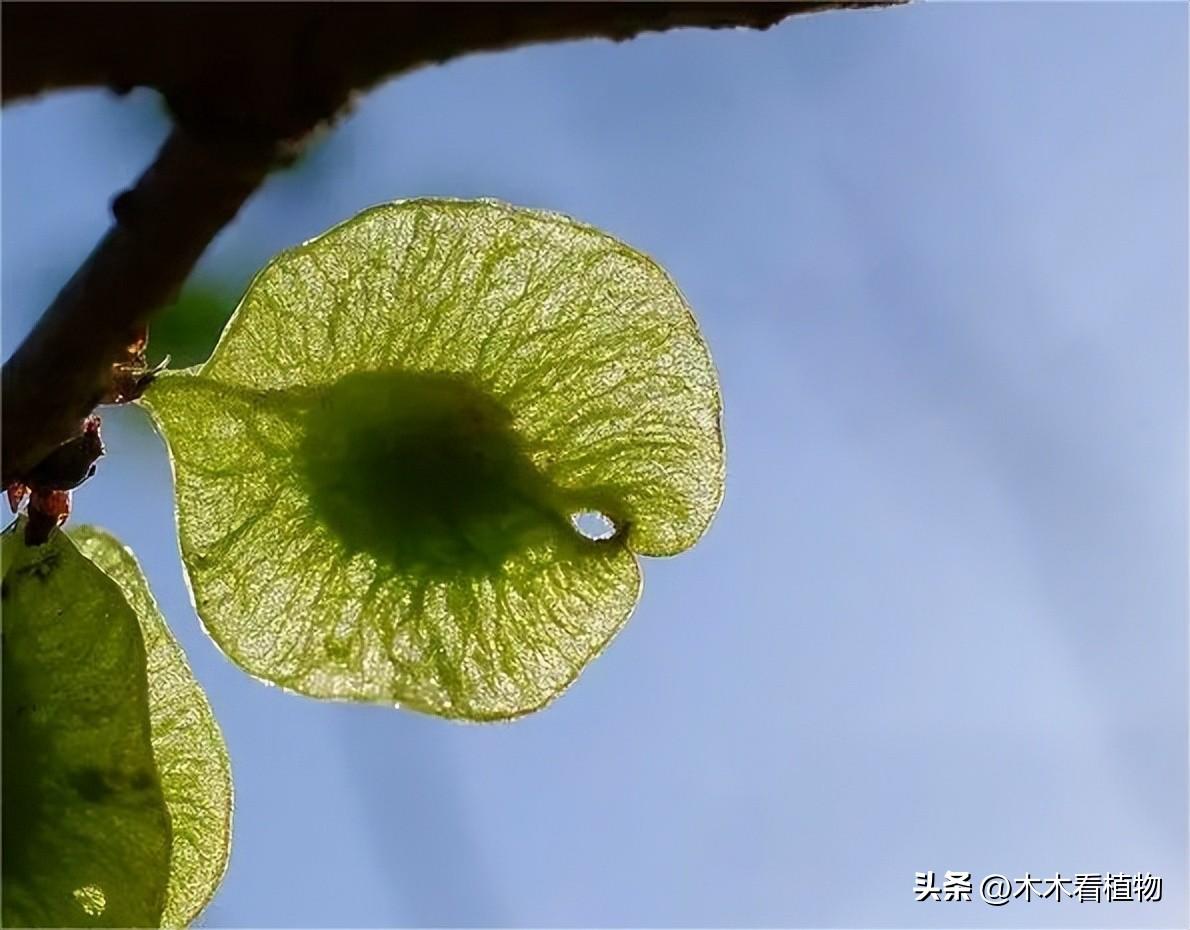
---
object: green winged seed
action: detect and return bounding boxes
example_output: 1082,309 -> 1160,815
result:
71,527 -> 233,929
2,522 -> 170,928
143,199 -> 724,720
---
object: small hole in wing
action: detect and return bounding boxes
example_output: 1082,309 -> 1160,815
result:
570,510 -> 617,542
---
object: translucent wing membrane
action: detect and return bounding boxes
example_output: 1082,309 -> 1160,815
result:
145,199 -> 724,719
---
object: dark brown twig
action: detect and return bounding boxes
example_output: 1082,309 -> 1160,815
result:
2,129 -> 281,481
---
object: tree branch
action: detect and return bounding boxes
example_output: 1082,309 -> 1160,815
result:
1,1 -> 904,483
2,129 -> 281,482
2,3 -> 899,111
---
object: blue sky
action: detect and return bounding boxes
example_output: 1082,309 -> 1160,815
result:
2,2 -> 1187,926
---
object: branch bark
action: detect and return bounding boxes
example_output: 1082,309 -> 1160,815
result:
2,130 -> 280,483
1,1 -> 903,483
